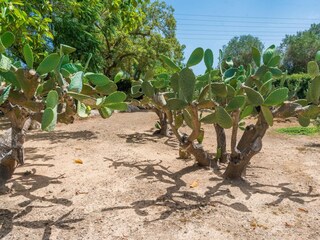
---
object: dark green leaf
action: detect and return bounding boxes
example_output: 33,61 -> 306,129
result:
60,44 -> 76,55
267,55 -> 281,67
160,55 -> 181,71
200,112 -> 216,124
187,47 -> 204,67
211,82 -> 227,97
1,32 -> 15,49
105,91 -> 126,103
223,68 -> 237,82
141,81 -> 154,98
261,106 -> 273,126
23,44 -> 34,69
99,107 -> 113,119
243,85 -> 264,106
114,71 -> 124,83
307,61 -> 319,78
310,76 -> 320,104
204,49 -> 214,70
225,95 -> 246,111
96,82 -> 117,95
166,98 -> 188,110
46,90 -> 59,108
104,102 -> 128,111
264,88 -> 288,106
179,68 -> 196,103
41,108 -> 57,131
240,105 -> 253,119
215,106 -> 233,129
86,73 -> 110,86
36,53 -> 60,75
252,47 -> 261,67
298,115 -> 310,127
263,45 -> 275,65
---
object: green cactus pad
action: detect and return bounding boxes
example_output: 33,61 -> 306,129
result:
36,53 -> 60,75
225,95 -> 246,112
85,73 -> 110,86
263,88 -> 288,106
204,49 -> 214,70
68,71 -> 84,93
252,47 -> 261,67
187,47 -> 204,68
160,55 -> 181,72
166,98 -> 188,111
46,90 -> 59,108
41,108 -> 56,131
309,76 -> 320,104
261,106 -> 273,126
23,44 -> 34,69
141,81 -> 155,98
307,61 -> 319,78
243,85 -> 264,106
179,68 -> 196,103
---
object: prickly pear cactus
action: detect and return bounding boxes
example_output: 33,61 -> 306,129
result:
155,45 -> 303,179
0,31 -> 127,181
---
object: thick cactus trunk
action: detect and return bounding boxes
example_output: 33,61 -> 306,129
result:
223,114 -> 268,180
154,109 -> 169,136
0,154 -> 16,184
11,123 -> 28,165
214,124 -> 228,163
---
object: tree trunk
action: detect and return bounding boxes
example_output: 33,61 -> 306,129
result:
223,114 -> 268,180
11,122 -> 29,165
0,154 -> 16,184
183,141 -> 211,166
214,124 -> 228,163
154,109 -> 169,136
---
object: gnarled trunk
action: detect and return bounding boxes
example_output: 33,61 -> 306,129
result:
11,121 -> 30,165
223,114 -> 268,180
154,109 -> 169,136
214,124 -> 228,163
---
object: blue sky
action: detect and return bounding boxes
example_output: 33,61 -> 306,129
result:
163,0 -> 320,74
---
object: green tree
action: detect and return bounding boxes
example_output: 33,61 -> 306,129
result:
51,0 -> 184,77
0,0 -> 52,61
280,23 -> 320,74
222,35 -> 264,67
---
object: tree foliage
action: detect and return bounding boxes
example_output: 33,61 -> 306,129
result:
51,0 -> 184,77
280,24 -> 320,74
221,35 -> 264,67
0,0 -> 52,61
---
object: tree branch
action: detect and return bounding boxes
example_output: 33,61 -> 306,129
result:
231,109 -> 240,157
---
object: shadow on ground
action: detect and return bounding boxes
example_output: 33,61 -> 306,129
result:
117,129 -> 179,148
102,158 -> 319,222
0,170 -> 82,239
28,130 -> 97,144
0,208 -> 83,240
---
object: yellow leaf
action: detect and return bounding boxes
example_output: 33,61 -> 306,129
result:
74,159 -> 83,164
190,180 -> 199,188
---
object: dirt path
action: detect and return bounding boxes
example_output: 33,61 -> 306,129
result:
1,112 -> 320,240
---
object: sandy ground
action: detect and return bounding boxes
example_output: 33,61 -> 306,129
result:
0,112 -> 320,240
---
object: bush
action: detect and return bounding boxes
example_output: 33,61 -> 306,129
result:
273,73 -> 311,99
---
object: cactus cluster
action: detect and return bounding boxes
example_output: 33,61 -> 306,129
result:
0,31 -> 127,181
134,45 -> 320,179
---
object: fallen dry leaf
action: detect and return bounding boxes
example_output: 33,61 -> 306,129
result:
190,180 -> 199,188
74,159 -> 83,164
298,208 -> 308,213
285,222 -> 293,228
